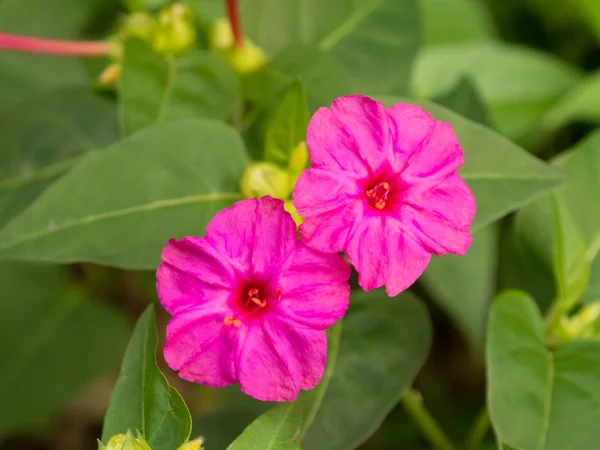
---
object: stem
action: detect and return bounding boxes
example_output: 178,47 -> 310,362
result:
0,32 -> 109,57
465,408 -> 490,450
401,390 -> 455,450
225,0 -> 244,47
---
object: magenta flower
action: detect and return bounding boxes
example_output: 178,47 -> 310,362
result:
292,95 -> 476,297
156,196 -> 350,402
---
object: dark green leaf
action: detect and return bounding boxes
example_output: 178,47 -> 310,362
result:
102,306 -> 191,449
264,80 -> 309,166
120,40 -> 240,135
433,76 -> 493,126
0,262 -> 129,437
0,88 -> 118,229
487,290 -> 600,450
378,97 -> 566,231
545,71 -> 600,129
0,119 -> 247,269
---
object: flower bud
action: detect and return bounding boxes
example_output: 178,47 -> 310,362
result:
102,431 -> 151,450
240,162 -> 292,200
209,18 -> 266,73
209,18 -> 235,51
98,62 -> 122,87
119,12 -> 157,41
177,437 -> 205,450
152,2 -> 196,55
284,200 -> 303,227
288,141 -> 308,174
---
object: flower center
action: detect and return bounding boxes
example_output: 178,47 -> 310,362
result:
365,181 -> 391,210
224,285 -> 280,327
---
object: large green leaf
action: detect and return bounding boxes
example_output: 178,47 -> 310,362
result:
378,97 -> 566,231
516,132 -> 600,306
432,76 -> 493,127
120,40 -> 240,135
102,306 -> 192,449
0,119 -> 247,269
194,0 -> 420,95
0,0 -> 104,110
487,290 -> 600,450
243,44 -> 350,112
0,88 -> 118,229
0,262 -> 129,437
226,291 -> 431,450
421,0 -> 497,46
412,42 -> 582,139
544,71 -> 600,129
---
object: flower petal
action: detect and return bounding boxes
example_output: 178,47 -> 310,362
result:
156,262 -> 232,315
263,316 -> 327,391
386,103 -> 435,173
401,121 -> 464,186
307,107 -> 369,178
383,218 -> 432,297
164,309 -> 237,387
299,201 -> 365,254
237,323 -> 298,401
330,95 -> 392,172
293,168 -> 362,217
345,215 -> 387,292
400,175 -> 474,255
161,237 -> 237,288
276,243 -> 350,329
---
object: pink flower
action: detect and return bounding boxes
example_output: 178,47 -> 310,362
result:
156,196 -> 350,402
292,95 -> 476,297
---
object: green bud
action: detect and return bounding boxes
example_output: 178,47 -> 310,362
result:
288,141 -> 308,175
284,200 -> 303,227
152,2 -> 196,55
177,437 -> 205,450
104,431 -> 151,450
209,18 -> 266,73
209,18 -> 235,51
119,12 -> 157,41
240,162 -> 292,200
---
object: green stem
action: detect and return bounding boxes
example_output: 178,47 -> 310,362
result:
465,408 -> 490,450
401,390 -> 455,450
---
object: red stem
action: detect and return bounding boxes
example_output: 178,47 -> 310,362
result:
225,0 -> 244,48
0,32 -> 109,57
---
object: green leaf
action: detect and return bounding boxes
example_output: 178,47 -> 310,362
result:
421,225 -> 498,354
378,97 -> 566,231
243,44 -> 350,112
120,39 -> 240,135
571,0 -> 600,42
0,119 -> 247,269
264,80 -> 309,167
301,291 -> 431,450
0,0 -> 102,110
487,290 -> 600,450
421,0 -> 497,46
0,262 -> 129,437
102,306 -> 192,449
583,257 -> 600,304
0,88 -> 118,229
433,76 -> 493,126
412,42 -> 582,139
516,131 -> 600,306
544,71 -> 600,129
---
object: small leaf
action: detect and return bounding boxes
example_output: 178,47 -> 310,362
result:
120,39 -> 240,135
487,290 -> 600,450
378,97 -> 566,231
0,119 -> 248,269
102,306 -> 192,450
0,88 -> 118,229
264,80 -> 309,167
0,262 -> 129,437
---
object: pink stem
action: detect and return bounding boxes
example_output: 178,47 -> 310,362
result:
0,32 -> 109,57
225,0 -> 244,48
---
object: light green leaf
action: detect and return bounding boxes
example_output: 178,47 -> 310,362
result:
0,262 -> 129,437
102,306 -> 192,450
583,258 -> 600,304
243,44 -> 349,112
487,290 -> 600,450
120,39 -> 240,135
422,225 -> 498,354
301,291 -> 431,450
544,71 -> 600,129
378,97 -> 566,231
412,42 -> 582,139
0,88 -> 118,229
0,119 -> 247,269
264,80 -> 309,167
421,0 -> 497,46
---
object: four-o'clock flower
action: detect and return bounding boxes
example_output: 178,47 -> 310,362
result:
292,95 -> 476,297
156,196 -> 350,402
